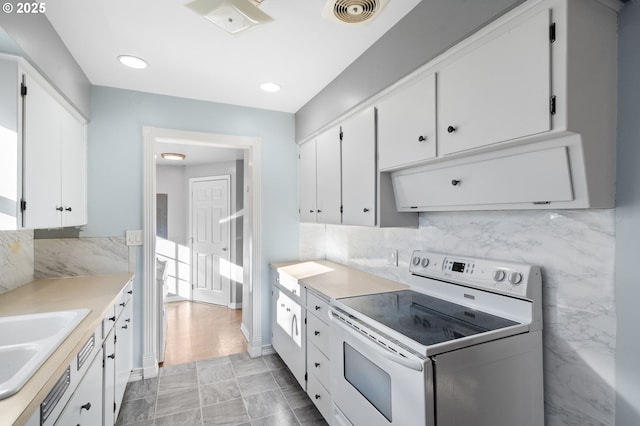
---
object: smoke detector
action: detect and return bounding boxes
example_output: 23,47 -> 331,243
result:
186,0 -> 273,34
322,0 -> 389,25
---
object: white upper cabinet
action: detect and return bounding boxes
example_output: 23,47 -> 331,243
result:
438,10 -> 551,155
315,128 -> 342,224
341,108 -> 376,227
22,69 -> 87,229
377,73 -> 437,171
298,139 -> 317,222
0,55 -> 87,230
298,126 -> 341,224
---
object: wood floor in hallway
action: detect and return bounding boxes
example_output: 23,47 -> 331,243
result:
162,301 -> 247,367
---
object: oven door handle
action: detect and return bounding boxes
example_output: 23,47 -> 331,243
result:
332,313 -> 424,372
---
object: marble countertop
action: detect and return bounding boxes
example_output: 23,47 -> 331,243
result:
271,260 -> 408,299
0,273 -> 134,426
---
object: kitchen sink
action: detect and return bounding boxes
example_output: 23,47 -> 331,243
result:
0,309 -> 89,400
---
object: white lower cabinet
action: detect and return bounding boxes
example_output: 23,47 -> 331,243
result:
56,348 -> 104,426
103,327 -> 116,426
114,283 -> 134,421
305,291 -> 332,422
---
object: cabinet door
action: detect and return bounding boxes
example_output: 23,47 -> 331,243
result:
377,73 -> 437,170
22,73 -> 62,229
315,127 -> 342,224
298,140 -> 317,222
392,147 -> 573,209
60,108 -> 87,227
56,348 -> 103,426
439,10 -> 551,155
341,108 -> 376,226
114,301 -> 133,420
103,328 -> 116,426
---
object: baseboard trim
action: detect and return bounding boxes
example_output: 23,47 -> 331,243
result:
129,368 -> 144,382
142,354 -> 159,378
261,345 -> 275,355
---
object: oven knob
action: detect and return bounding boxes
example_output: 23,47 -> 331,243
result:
508,272 -> 523,285
412,256 -> 421,266
421,258 -> 430,268
493,269 -> 506,282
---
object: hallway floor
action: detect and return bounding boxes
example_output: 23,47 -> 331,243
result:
163,301 -> 247,366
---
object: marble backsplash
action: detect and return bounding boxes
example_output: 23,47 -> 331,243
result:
0,230 -> 34,293
34,237 -> 129,278
300,209 -> 616,426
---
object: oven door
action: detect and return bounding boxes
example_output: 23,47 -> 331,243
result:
330,311 -> 435,426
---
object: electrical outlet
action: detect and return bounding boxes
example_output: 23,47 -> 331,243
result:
387,249 -> 398,267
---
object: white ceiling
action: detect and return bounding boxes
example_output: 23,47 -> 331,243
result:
45,0 -> 422,114
155,139 -> 244,166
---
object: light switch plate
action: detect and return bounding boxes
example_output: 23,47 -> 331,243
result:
387,249 -> 398,266
126,230 -> 143,246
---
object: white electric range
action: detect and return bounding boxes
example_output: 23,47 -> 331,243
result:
330,250 -> 545,426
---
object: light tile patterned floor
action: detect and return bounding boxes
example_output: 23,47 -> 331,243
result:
117,352 -> 328,426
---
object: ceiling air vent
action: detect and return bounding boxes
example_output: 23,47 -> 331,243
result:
322,0 -> 389,25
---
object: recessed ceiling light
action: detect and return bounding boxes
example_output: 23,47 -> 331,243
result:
118,55 -> 148,69
260,82 -> 281,93
160,153 -> 186,161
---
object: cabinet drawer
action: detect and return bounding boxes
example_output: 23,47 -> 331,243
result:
307,312 -> 330,357
307,342 -> 331,392
307,373 -> 332,422
392,147 -> 573,209
306,291 -> 330,324
116,280 -> 133,317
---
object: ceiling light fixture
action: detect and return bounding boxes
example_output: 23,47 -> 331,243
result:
118,55 -> 148,69
260,82 -> 281,93
160,153 -> 186,161
185,0 -> 273,35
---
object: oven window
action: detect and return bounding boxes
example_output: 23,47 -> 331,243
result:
344,342 -> 392,421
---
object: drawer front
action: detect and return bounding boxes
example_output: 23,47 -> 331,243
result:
307,373 -> 332,422
307,312 -> 330,357
306,291 -> 330,324
307,342 -> 331,392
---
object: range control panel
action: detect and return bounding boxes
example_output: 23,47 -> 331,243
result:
409,250 -> 539,299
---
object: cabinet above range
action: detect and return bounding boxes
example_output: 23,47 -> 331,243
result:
0,54 -> 87,230
381,0 -> 618,211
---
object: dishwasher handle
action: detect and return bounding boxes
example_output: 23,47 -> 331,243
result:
331,309 -> 424,372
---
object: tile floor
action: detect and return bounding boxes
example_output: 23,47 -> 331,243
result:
117,352 -> 329,426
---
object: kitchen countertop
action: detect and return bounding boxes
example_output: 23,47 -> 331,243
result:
271,260 -> 408,299
0,273 -> 134,426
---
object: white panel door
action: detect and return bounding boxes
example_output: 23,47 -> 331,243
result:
298,140 -> 317,222
341,108 -> 376,226
191,176 -> 231,306
439,10 -> 551,155
60,107 -> 87,227
22,73 -> 62,229
377,72 -> 437,170
315,126 -> 342,224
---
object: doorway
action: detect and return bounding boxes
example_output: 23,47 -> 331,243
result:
142,127 -> 263,378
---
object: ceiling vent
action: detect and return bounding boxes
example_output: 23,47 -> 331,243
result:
322,0 -> 389,25
186,0 -> 273,34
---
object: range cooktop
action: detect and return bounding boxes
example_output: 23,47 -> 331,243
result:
337,289 -> 519,347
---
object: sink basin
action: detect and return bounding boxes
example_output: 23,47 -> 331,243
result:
0,309 -> 89,400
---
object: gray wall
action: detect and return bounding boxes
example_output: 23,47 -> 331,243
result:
295,0 -> 524,141
615,1 -> 640,424
0,14 -> 91,118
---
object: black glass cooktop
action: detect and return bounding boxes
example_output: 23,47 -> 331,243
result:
337,290 -> 519,347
